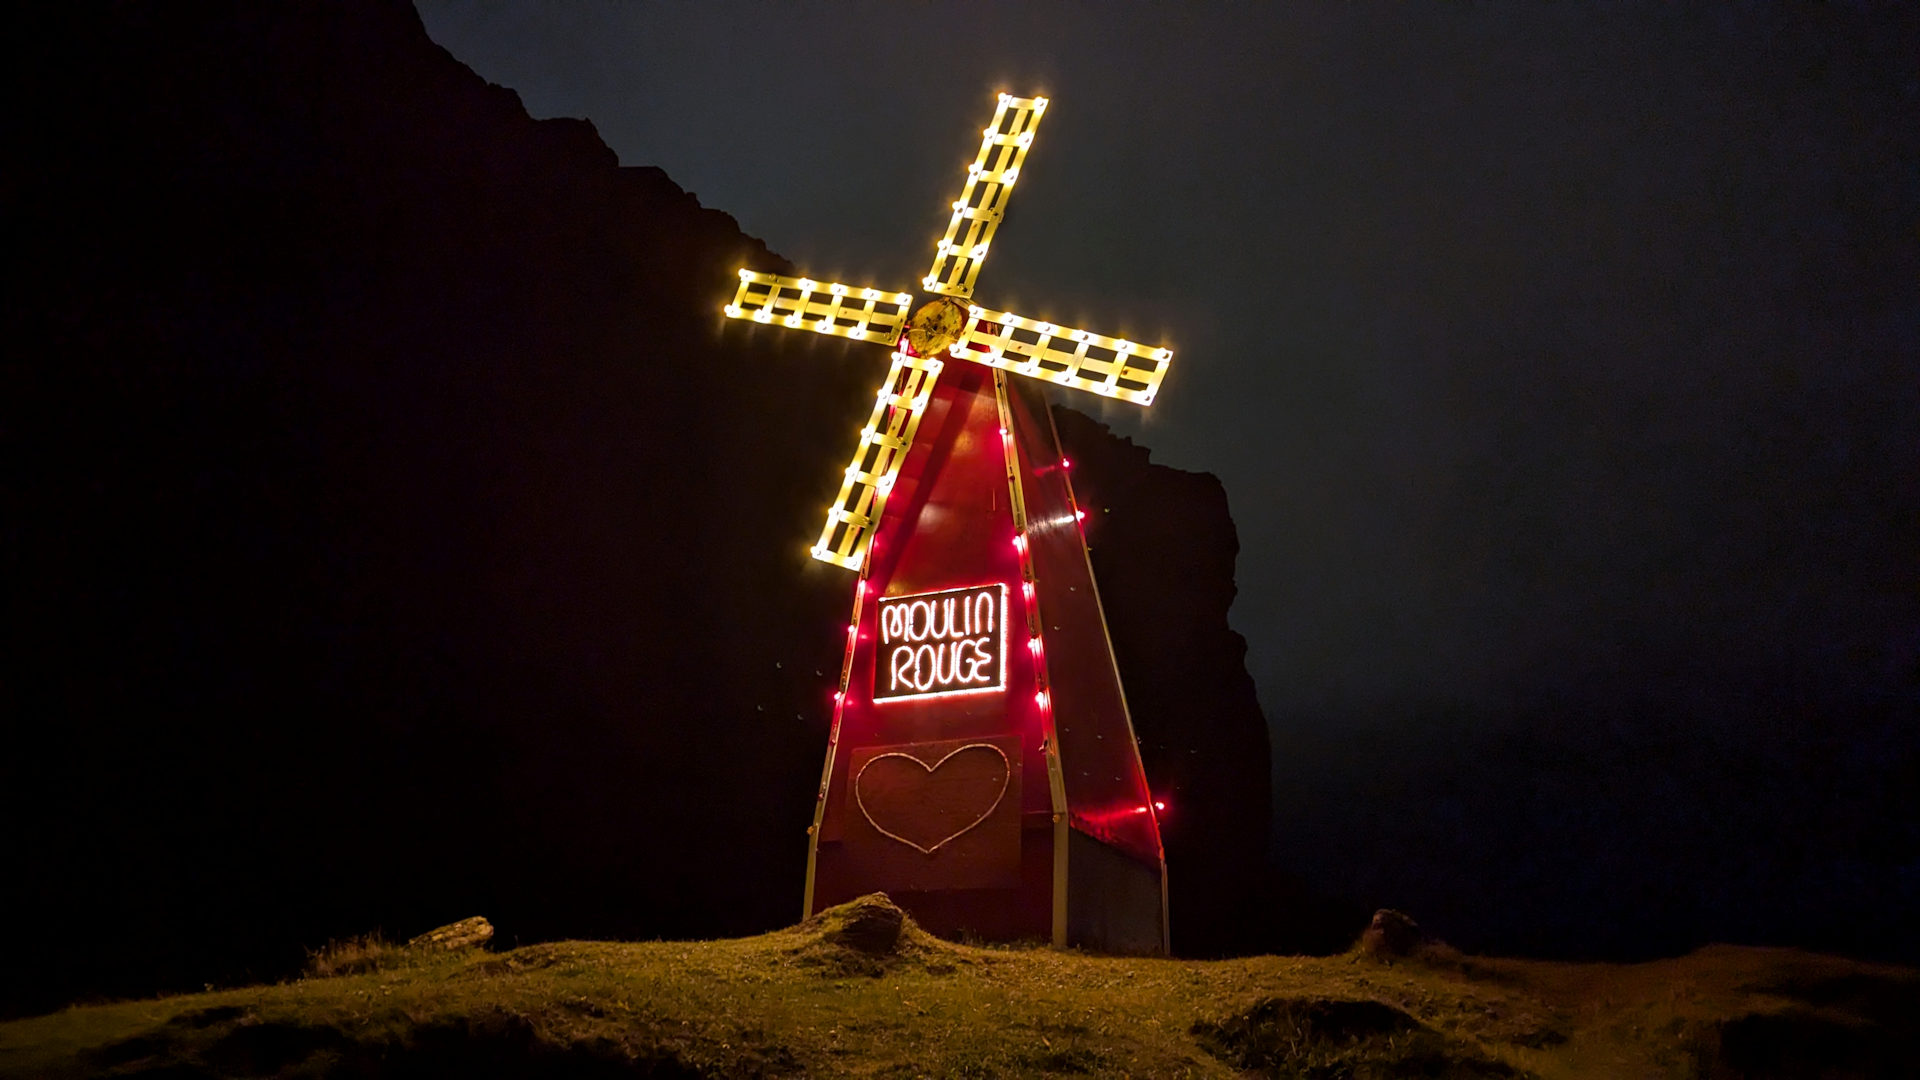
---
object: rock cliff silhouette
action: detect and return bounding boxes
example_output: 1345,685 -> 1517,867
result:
8,0 -> 1286,1014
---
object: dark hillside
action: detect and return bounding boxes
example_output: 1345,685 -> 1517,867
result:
6,1 -> 1277,1015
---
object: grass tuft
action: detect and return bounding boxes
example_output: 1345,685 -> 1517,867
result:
303,933 -> 402,979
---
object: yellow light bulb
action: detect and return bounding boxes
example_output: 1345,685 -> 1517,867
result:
798,279 -> 814,291
737,268 -> 751,280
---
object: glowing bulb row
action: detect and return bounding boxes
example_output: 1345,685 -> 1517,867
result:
923,93 -> 1046,299
944,306 -> 1172,406
811,350 -> 943,569
994,392 -> 1055,722
724,270 -> 911,344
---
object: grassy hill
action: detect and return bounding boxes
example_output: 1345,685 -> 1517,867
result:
4,896 -> 1913,1079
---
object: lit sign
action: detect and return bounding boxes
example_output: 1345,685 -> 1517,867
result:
874,583 -> 1007,701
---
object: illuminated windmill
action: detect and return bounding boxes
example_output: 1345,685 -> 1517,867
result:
723,94 -> 1172,953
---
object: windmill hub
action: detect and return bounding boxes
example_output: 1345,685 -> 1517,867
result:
905,296 -> 970,358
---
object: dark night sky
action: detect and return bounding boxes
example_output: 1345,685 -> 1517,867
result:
417,3 -> 1915,724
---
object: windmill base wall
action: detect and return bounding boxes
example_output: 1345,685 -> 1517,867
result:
810,819 -> 1056,944
1067,831 -> 1167,954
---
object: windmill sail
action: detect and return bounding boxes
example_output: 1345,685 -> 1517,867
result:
922,95 -> 1048,301
725,271 -> 912,344
811,351 -> 944,570
954,307 -> 1171,406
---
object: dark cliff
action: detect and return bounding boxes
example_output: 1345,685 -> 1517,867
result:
1051,411 -> 1280,957
8,1 -> 1279,1013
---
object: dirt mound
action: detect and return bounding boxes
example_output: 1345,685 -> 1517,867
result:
1354,908 -> 1460,964
814,894 -> 905,955
783,894 -> 962,978
1192,995 -> 1525,1078
1681,966 -> 1920,1079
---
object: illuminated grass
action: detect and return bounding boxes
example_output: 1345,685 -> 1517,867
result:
2,896 -> 1912,1079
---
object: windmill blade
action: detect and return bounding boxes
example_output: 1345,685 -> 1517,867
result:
812,350 -> 946,570
725,270 -> 913,344
951,306 -> 1171,406
922,94 -> 1049,301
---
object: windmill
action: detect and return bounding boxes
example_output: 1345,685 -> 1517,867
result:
723,93 -> 1172,952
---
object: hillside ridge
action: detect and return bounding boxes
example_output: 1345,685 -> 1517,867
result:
4,895 -> 1915,1079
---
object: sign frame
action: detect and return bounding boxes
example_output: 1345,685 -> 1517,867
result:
873,582 -> 1009,703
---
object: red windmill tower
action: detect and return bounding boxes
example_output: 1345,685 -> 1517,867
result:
724,93 -> 1172,952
